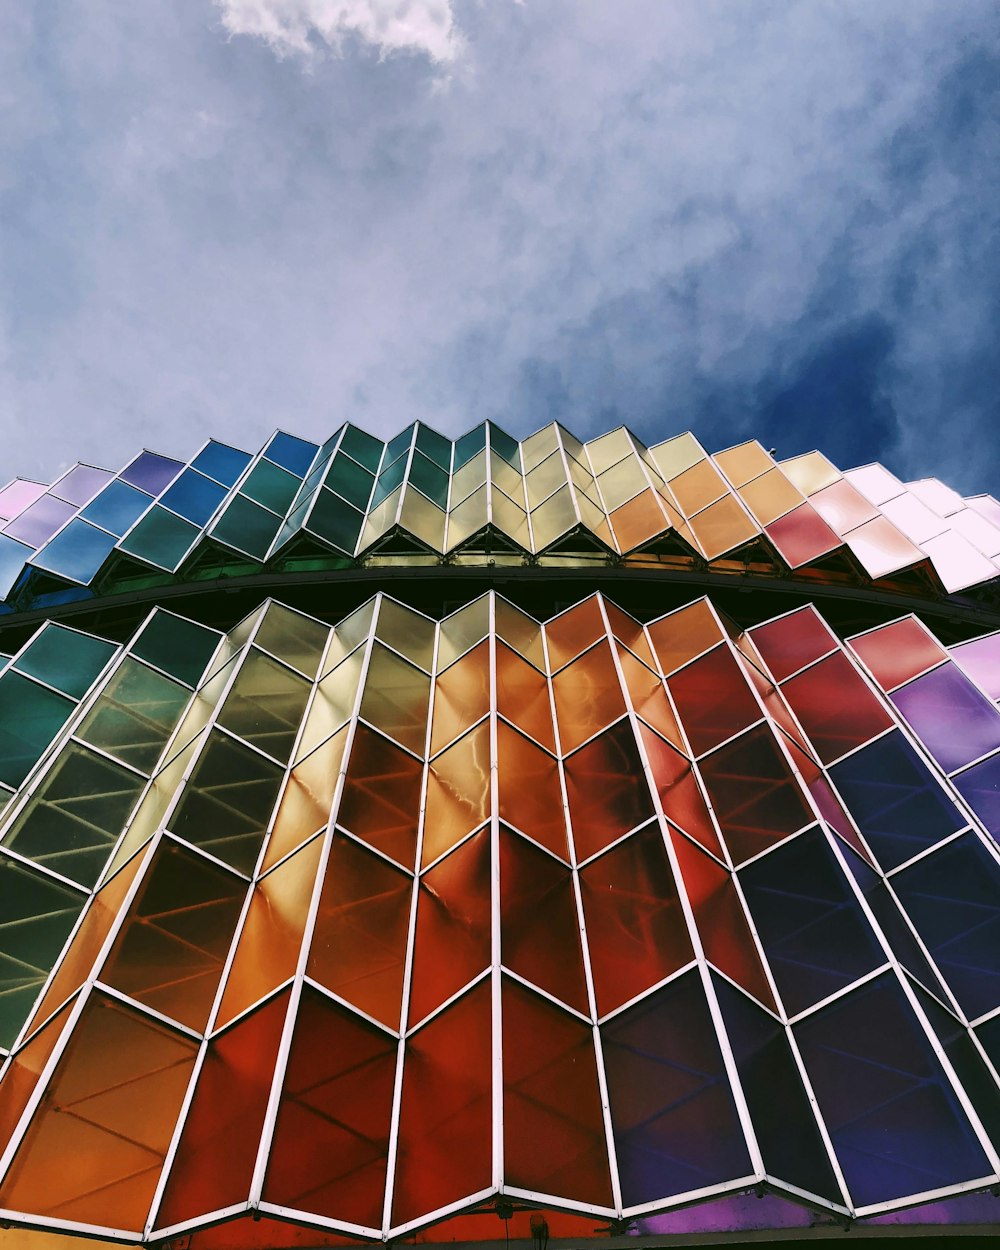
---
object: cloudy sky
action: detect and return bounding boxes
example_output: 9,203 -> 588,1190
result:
1,1 -> 997,493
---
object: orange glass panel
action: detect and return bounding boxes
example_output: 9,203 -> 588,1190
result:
263,727 -> 347,870
499,828 -> 587,1013
748,607 -> 836,682
25,845 -> 149,1037
337,724 -> 423,870
217,835 -> 323,1028
738,469 -> 804,526
714,441 -> 773,488
309,837 -> 411,1029
809,479 -> 879,533
156,991 -> 289,1229
409,831 -> 491,1026
609,490 -> 667,552
638,724 -> 725,860
422,723 -> 490,867
618,645 -> 684,748
392,981 -> 492,1228
849,618 -> 947,692
0,993 -> 197,1232
359,644 -> 430,754
102,841 -> 246,1031
264,987 -> 396,1227
551,641 -> 626,753
497,722 -> 568,860
668,644 -> 762,756
565,722 -> 655,862
0,1002 -> 73,1159
689,495 -> 758,560
544,597 -> 606,671
580,825 -> 692,1016
781,651 -> 893,765
603,601 -> 657,670
646,600 -> 724,675
765,504 -> 841,568
430,640 -> 490,754
496,641 -> 555,751
669,830 -> 776,1010
670,459 -> 727,515
502,979 -> 612,1204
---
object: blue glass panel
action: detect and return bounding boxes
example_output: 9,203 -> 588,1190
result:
601,970 -> 752,1205
892,663 -> 1000,774
211,494 -> 282,559
415,423 -> 452,469
916,985 -> 1000,1151
892,835 -> 1000,1020
120,451 -> 184,495
32,520 -> 117,583
160,470 -> 228,526
265,431 -> 318,477
795,973 -> 991,1207
81,480 -> 152,536
51,465 -> 113,507
739,828 -> 882,1015
408,451 -> 449,508
339,424 -> 383,472
0,534 -> 32,599
954,753 -> 1000,844
191,441 -> 252,488
3,496 -> 76,548
830,731 -> 963,870
454,423 -> 487,470
119,506 -> 201,571
15,623 -> 117,698
0,671 -> 75,787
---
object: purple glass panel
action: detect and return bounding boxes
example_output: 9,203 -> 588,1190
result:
51,464 -> 113,507
951,633 -> 1000,702
892,662 -> 1000,774
120,452 -> 185,495
0,479 -> 47,522
2,495 -> 76,547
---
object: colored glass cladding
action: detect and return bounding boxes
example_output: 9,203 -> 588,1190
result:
2,423 -> 1000,610
3,588 -> 1000,1246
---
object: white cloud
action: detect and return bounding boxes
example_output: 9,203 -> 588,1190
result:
215,0 -> 462,63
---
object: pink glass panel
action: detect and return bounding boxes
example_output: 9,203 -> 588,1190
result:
764,504 -> 841,568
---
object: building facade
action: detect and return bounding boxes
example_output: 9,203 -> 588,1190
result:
2,422 -> 1000,1247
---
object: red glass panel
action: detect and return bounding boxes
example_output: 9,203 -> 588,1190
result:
545,597 -> 606,670
499,828 -> 587,1013
551,641 -> 626,752
849,618 -> 947,692
431,640 -> 490,754
409,831 -> 491,1026
782,651 -> 893,764
338,724 -> 423,870
638,724 -> 724,859
580,826 -> 693,1016
646,600 -> 724,675
668,644 -> 761,756
497,721 -> 568,859
765,504 -> 841,568
748,608 -> 836,683
502,979 -> 612,1203
496,641 -> 555,751
156,991 -> 289,1229
264,987 -> 396,1227
669,831 -> 776,1010
422,722 -> 490,867
392,982 -> 492,1227
698,725 -> 812,864
564,721 -> 655,861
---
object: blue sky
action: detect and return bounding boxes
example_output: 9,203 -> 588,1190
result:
1,1 -> 998,494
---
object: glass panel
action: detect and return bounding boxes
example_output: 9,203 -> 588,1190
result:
611,490 -> 671,552
565,721 -> 655,861
192,440 -> 253,487
748,607 -> 837,683
780,450 -> 840,495
545,597 -> 605,671
81,479 -> 152,536
714,441 -> 773,488
360,644 -> 430,754
4,495 -> 76,547
688,494 -> 758,560
552,641 -> 625,752
322,600 -> 375,673
218,648 -> 311,762
263,727 -> 347,869
781,651 -> 893,765
738,468 -> 804,526
408,451 -> 449,508
496,597 -> 545,669
399,486 -> 446,549
764,503 -> 841,568
496,722 -> 568,860
212,494 -> 283,559
604,602 -> 657,670
670,459 -> 727,515
431,640 -> 489,753
951,632 -> 1000,701
78,657 -> 190,771
119,505 -> 201,571
0,672 -> 76,788
121,451 -> 184,494
530,484 -> 576,547
844,516 -> 924,580
295,645 -> 363,761
376,599 -> 436,672
599,457 -> 646,511
324,453 -> 375,509
307,486 -> 365,553
266,431 -> 318,476
646,600 -> 724,675
438,595 -> 490,668
132,609 -> 220,686
159,470 -> 228,526
496,641 -> 554,750
422,723 -> 490,867
15,623 -> 117,698
338,424 -> 383,472
453,424 -> 487,471
668,644 -> 762,756
33,519 -> 118,583
254,603 -> 329,679
892,662 -> 1000,774
639,724 -> 724,858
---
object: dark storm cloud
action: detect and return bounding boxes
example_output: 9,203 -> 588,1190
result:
0,1 -> 997,496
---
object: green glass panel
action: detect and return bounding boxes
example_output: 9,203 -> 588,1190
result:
255,604 -> 329,679
489,423 -> 521,469
372,456 -> 407,508
2,744 -> 145,886
120,505 -> 201,571
385,426 -> 415,466
131,610 -> 220,687
414,423 -> 452,469
77,658 -> 191,772
408,451 -> 449,507
0,672 -> 76,788
0,855 -> 85,1046
242,459 -> 301,515
15,624 -> 117,699
307,488 -> 364,554
325,454 -> 375,509
212,494 -> 283,560
218,647 -> 311,762
168,730 -> 284,874
339,424 -> 384,472
454,423 -> 487,470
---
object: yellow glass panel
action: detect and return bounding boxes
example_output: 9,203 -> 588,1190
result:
295,645 -> 363,762
376,598 -> 436,671
689,494 -> 759,559
431,640 -> 490,754
575,489 -> 609,533
586,428 -> 633,475
438,596 -> 490,668
780,450 -> 841,496
558,425 -> 586,461
646,600 -> 724,675
648,432 -> 704,480
451,450 -> 488,506
218,648 -> 311,763
206,610 -> 262,680
670,459 -> 729,515
422,723 -> 490,866
738,468 -> 805,526
263,727 -> 348,870
525,451 -> 568,508
323,599 -> 376,673
566,453 -> 598,497
399,487 -> 445,551
495,598 -> 545,669
489,449 -> 523,499
254,603 -> 329,679
445,484 -> 488,550
489,488 -> 531,549
610,491 -> 669,552
359,643 -> 431,753
713,441 -> 774,488
530,485 -> 577,549
520,423 -> 559,472
359,486 -> 402,550
598,456 -> 647,511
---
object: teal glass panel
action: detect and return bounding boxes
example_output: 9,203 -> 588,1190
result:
168,730 -> 284,873
15,624 -> 117,698
372,456 -> 407,508
192,441 -> 252,488
0,672 -> 76,788
0,855 -> 85,1046
266,431 -> 318,477
242,460 -> 301,515
306,488 -> 364,554
218,647 -> 311,761
78,658 -> 191,772
160,470 -> 228,526
325,455 -> 375,509
119,506 -> 201,571
385,426 -> 415,466
339,424 -> 384,472
489,423 -> 521,469
415,423 -> 452,469
81,480 -> 152,536
212,494 -> 283,560
2,743 -> 145,886
32,520 -> 118,583
454,424 -> 488,470
408,451 -> 449,507
131,610 -> 220,687
0,533 -> 32,599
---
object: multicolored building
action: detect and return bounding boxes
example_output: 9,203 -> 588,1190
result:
2,420 -> 1000,1248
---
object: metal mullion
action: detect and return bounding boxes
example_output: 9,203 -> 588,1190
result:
288,428 -> 348,553
594,593 -> 768,1187
595,961 -> 700,1026
382,609 -> 440,1235
853,1174 -> 1000,1221
256,1199 -> 380,1242
415,820 -> 488,876
619,1174 -> 758,1220
0,1199 -> 145,1244
708,958 -> 786,1027
731,823 -> 819,873
487,590 -> 504,1198
500,1184 -> 616,1219
551,427 -> 584,530
322,823 -> 415,877
0,844 -> 89,895
387,1185 -> 496,1242
499,966 -> 591,1025
92,982 -> 202,1043
884,826 -> 971,877
404,967 -> 492,1038
299,974 -> 398,1039
759,1174 -> 851,1219
429,711 -> 491,761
